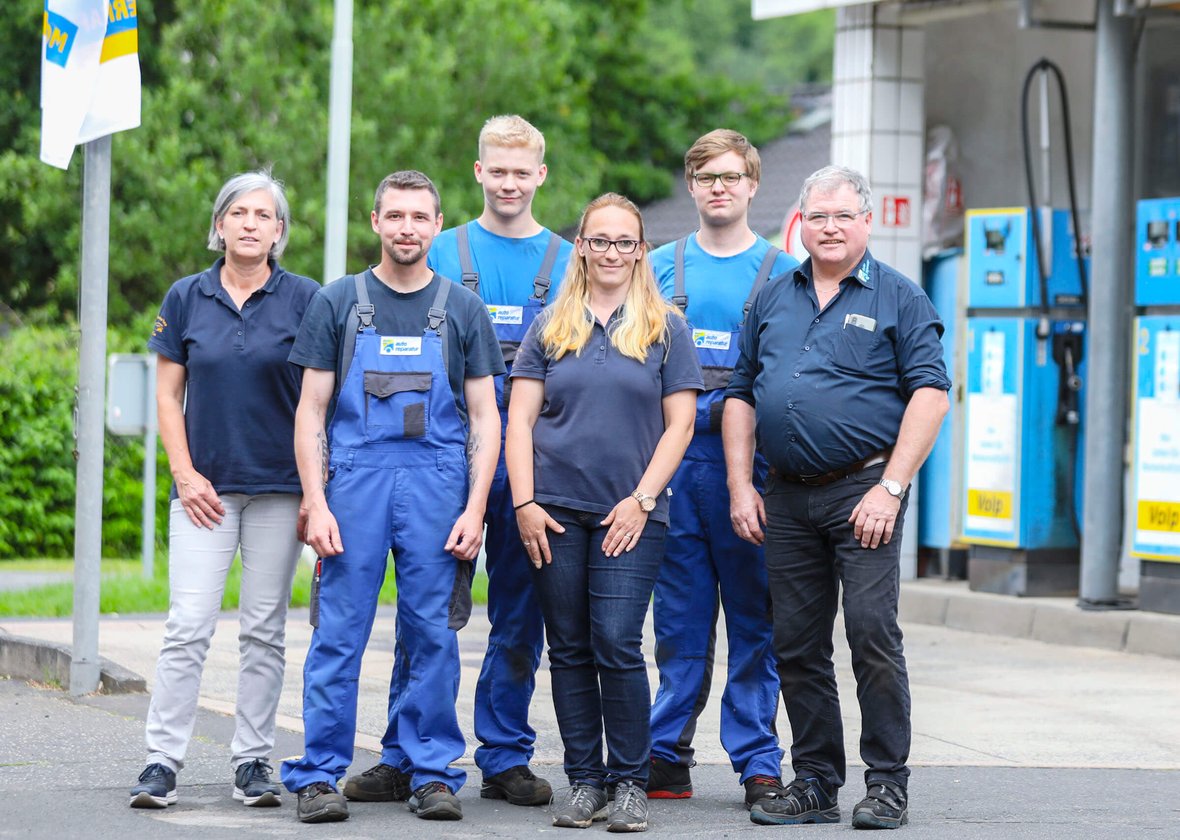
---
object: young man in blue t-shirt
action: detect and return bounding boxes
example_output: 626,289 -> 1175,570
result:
648,129 -> 798,809
396,115 -> 571,807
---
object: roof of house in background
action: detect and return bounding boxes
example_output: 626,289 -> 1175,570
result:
642,90 -> 832,247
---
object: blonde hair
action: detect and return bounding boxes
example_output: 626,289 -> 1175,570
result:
540,193 -> 680,362
478,114 -> 546,162
684,128 -> 762,184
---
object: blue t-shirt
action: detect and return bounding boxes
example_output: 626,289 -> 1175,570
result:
651,234 -> 799,333
726,252 -> 951,476
289,269 -> 505,406
511,310 -> 703,524
428,221 -> 574,307
148,259 -> 320,496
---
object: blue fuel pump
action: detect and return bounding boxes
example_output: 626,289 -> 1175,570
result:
1131,196 -> 1180,614
960,207 -> 1088,595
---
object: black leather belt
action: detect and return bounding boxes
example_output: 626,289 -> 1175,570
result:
771,447 -> 894,487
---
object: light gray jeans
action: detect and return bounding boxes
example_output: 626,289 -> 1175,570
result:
145,493 -> 302,772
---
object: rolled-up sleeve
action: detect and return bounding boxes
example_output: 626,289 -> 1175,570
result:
895,285 -> 951,398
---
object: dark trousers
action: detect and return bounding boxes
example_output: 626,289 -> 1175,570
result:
762,462 -> 911,792
531,505 -> 666,788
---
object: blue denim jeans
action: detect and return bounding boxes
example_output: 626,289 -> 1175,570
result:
531,505 -> 666,788
762,462 -> 911,792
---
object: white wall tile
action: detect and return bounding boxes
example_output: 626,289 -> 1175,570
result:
900,27 -> 926,80
873,27 -> 900,78
872,132 -> 900,186
872,79 -> 900,132
899,80 -> 925,135
897,132 -> 924,187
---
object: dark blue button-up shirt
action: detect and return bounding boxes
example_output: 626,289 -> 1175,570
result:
726,252 -> 950,475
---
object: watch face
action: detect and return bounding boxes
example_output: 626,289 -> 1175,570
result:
881,479 -> 903,497
641,497 -> 656,512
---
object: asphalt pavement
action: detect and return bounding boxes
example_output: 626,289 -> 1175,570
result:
2,599 -> 1179,838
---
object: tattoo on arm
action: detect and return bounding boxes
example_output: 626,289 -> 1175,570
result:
317,430 -> 329,489
467,431 -> 481,491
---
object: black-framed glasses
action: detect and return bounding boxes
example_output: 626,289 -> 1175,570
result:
584,237 -> 641,254
802,209 -> 869,228
691,171 -> 749,188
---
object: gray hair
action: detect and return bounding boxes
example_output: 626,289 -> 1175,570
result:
373,170 -> 442,217
798,165 -> 872,214
206,169 -> 291,258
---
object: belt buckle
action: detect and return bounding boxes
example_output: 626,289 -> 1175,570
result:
797,472 -> 825,486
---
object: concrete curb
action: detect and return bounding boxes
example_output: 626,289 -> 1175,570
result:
0,629 -> 146,693
900,580 -> 1180,659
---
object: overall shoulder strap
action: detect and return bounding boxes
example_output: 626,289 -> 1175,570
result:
336,274 -> 370,397
532,232 -> 563,302
671,235 -> 689,313
427,276 -> 452,377
456,222 -> 480,295
742,246 -> 782,324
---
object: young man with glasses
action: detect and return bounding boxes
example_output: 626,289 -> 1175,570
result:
724,165 -> 949,829
647,129 -> 798,810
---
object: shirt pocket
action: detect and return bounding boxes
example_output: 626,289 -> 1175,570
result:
830,325 -> 883,372
363,370 -> 432,441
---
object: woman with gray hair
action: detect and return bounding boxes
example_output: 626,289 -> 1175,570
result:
130,170 -> 319,810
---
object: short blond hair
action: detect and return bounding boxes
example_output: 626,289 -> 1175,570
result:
478,114 -> 546,162
684,128 -> 762,184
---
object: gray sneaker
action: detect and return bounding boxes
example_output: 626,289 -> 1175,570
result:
232,758 -> 281,807
607,781 -> 648,832
551,782 -> 609,828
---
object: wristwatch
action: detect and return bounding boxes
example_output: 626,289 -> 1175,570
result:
631,490 -> 657,513
878,478 -> 904,498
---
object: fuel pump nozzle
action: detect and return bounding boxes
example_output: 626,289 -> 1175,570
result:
1052,328 -> 1084,426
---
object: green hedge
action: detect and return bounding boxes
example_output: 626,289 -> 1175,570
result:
0,317 -> 170,559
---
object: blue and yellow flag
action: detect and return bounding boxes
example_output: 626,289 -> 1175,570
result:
41,1 -> 141,169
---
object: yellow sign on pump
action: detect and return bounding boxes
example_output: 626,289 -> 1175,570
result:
967,489 -> 1013,519
1137,501 -> 1180,534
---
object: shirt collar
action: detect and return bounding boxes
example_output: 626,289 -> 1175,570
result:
197,257 -> 283,296
791,251 -> 876,290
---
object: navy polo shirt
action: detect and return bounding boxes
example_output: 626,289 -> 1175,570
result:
148,258 -> 320,496
511,310 -> 703,524
726,252 -> 949,476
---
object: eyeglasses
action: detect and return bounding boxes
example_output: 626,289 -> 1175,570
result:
584,237 -> 641,254
802,210 -> 869,228
691,172 -> 749,188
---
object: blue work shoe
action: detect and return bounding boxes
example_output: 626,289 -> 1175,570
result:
852,781 -> 908,829
129,763 -> 177,809
749,776 -> 840,825
232,758 -> 281,807
408,781 -> 463,820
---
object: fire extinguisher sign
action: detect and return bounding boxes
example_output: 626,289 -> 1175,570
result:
881,195 -> 911,228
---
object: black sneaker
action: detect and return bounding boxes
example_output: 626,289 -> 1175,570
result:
342,762 -> 412,802
481,764 -> 553,806
743,774 -> 784,810
607,780 -> 649,833
295,781 -> 349,824
646,756 -> 692,799
233,758 -> 281,807
408,781 -> 462,820
551,782 -> 609,828
852,781 -> 908,829
129,763 -> 177,808
749,776 -> 840,825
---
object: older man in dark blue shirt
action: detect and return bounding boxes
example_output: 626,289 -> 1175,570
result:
724,165 -> 949,830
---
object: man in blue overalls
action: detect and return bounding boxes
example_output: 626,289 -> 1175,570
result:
411,115 -> 572,807
280,170 -> 503,824
648,130 -> 799,809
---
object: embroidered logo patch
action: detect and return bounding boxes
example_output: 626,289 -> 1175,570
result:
487,305 -> 523,325
692,329 -> 731,350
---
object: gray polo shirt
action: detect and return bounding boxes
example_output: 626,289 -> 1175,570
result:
511,309 -> 702,524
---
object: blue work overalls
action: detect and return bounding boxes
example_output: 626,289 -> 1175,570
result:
282,276 -> 469,793
451,222 -> 560,776
649,239 -> 785,782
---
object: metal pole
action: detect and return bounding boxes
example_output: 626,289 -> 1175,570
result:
141,354 -> 157,580
71,135 -> 112,695
323,0 -> 354,283
1080,0 -> 1134,607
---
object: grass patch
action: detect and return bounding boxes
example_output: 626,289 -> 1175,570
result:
0,555 -> 489,617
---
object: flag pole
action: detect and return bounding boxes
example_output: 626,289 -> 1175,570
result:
70,133 -> 111,696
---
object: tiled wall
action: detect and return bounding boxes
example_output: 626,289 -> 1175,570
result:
832,4 -> 925,281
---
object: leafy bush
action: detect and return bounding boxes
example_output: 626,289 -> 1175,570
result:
0,318 -> 169,558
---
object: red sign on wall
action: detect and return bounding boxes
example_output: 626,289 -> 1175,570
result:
881,195 -> 911,228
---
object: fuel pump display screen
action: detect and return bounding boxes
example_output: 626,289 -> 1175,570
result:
1146,220 -> 1168,249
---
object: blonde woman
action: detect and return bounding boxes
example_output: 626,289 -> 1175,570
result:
506,193 -> 701,832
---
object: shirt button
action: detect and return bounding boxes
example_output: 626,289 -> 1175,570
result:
788,403 -> 795,409
813,317 -> 820,324
237,330 -> 243,336
804,345 -> 810,351
793,372 -> 800,378
790,436 -> 797,442
600,345 -> 605,350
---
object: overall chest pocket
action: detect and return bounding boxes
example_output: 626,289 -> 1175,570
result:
364,370 -> 432,441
